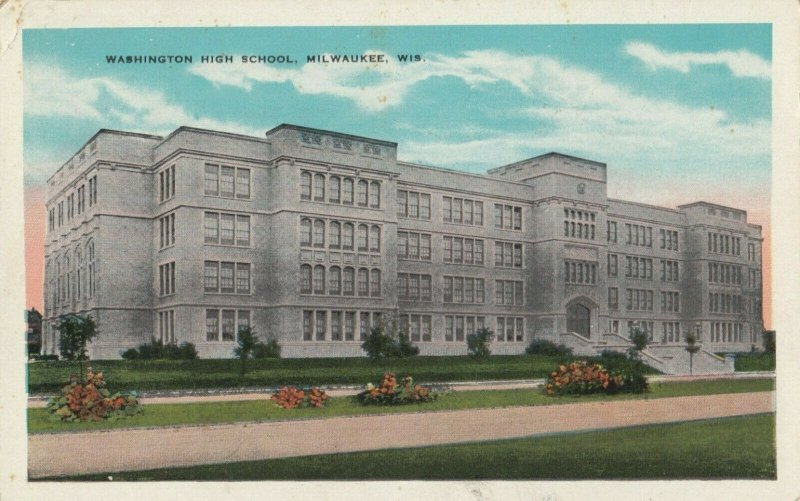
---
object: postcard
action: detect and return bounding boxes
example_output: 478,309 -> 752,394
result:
1,0 -> 798,500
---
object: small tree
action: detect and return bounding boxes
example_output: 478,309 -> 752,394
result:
466,328 -> 493,359
233,326 -> 259,376
362,325 -> 396,362
685,333 -> 701,375
57,315 -> 97,381
627,326 -> 649,361
763,330 -> 775,354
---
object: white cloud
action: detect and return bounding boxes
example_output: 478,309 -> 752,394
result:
24,62 -> 258,136
625,42 -> 771,79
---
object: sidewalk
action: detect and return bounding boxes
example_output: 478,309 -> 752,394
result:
28,391 -> 774,479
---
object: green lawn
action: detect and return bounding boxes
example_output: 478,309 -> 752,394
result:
733,352 -> 775,372
28,378 -> 774,434
27,354 -> 655,394
54,413 -> 775,480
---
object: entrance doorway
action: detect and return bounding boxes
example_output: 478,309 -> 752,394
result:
566,303 -> 591,338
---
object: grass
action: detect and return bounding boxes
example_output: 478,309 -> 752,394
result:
54,413 -> 776,480
26,353 -> 655,394
733,352 -> 775,372
28,377 -> 774,434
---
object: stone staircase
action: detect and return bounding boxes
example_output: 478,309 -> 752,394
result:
558,332 -> 734,375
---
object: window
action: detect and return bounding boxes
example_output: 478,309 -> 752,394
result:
662,322 -> 681,343
659,229 -> 679,251
608,287 -> 619,309
315,310 -> 327,341
398,274 -> 433,301
357,180 -> 368,207
314,174 -> 325,201
88,176 -> 97,206
330,222 -> 341,249
329,176 -> 341,203
564,260 -> 598,285
87,241 -> 95,297
58,202 -> 63,226
369,181 -> 381,208
607,220 -> 617,242
158,262 -> 176,296
398,314 -> 433,342
205,261 -> 249,294
444,236 -> 485,265
564,209 -> 596,240
370,269 -> 381,297
204,212 -> 219,244
494,241 -> 523,268
443,196 -> 484,226
494,204 -> 522,230
205,309 -> 250,342
236,215 -> 250,246
343,267 -> 355,296
342,223 -> 354,250
205,164 -> 250,199
443,276 -> 484,304
358,224 -> 368,251
205,261 -> 220,292
660,260 -> 680,282
158,310 -> 175,344
398,231 -> 432,261
300,172 -> 312,200
330,311 -> 342,341
220,214 -> 235,245
496,317 -> 524,342
48,208 -> 55,232
159,165 -> 176,202
369,226 -> 381,252
313,265 -> 325,294
661,291 -> 680,312
748,243 -> 756,261
344,311 -> 355,340
159,212 -> 176,249
625,289 -> 654,311
397,190 -> 431,219
608,254 -> 618,277
707,232 -> 740,255
313,219 -> 325,248
206,309 -> 219,341
328,266 -> 341,295
445,315 -> 485,342
495,280 -> 524,305
627,321 -> 655,341
300,218 -> 312,247
360,312 -> 370,340
625,223 -> 653,247
222,310 -> 236,341
357,268 -> 369,296
206,165 -> 220,196
66,194 -> 73,220
342,178 -> 354,205
624,256 -> 653,280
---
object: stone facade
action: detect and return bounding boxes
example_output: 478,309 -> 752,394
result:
41,124 -> 765,360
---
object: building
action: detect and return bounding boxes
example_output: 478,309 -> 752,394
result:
41,124 -> 765,365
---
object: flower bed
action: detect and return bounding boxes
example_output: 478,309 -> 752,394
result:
545,361 -> 624,396
46,368 -> 142,422
270,386 -> 328,409
356,372 -> 437,406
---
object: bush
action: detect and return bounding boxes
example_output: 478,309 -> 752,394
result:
253,339 -> 282,359
121,339 -> 198,360
544,360 -> 649,396
362,325 -> 419,361
763,330 -> 775,354
525,339 -> 573,357
46,367 -> 142,422
356,372 -> 437,406
270,386 -> 328,409
466,328 -> 493,359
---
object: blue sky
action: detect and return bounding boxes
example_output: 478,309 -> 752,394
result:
22,24 -> 771,218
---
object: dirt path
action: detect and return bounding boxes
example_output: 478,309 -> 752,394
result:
28,391 -> 774,479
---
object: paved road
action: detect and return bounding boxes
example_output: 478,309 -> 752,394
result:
28,391 -> 774,479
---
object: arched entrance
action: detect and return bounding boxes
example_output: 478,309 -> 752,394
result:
566,303 -> 591,338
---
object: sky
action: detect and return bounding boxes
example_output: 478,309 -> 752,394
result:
22,25 -> 772,326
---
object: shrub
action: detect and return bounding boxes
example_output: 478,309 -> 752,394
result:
362,325 -> 419,361
763,330 -> 775,354
270,386 -> 328,409
253,338 -> 281,359
121,339 -> 198,360
525,339 -> 573,357
30,354 -> 59,362
466,328 -> 493,359
46,367 -> 142,422
545,361 -> 623,396
356,372 -> 437,406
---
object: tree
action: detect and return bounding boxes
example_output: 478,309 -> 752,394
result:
233,326 -> 259,376
627,326 -> 649,361
57,315 -> 97,380
466,328 -> 493,359
361,325 -> 396,362
762,330 -> 775,354
685,333 -> 701,375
